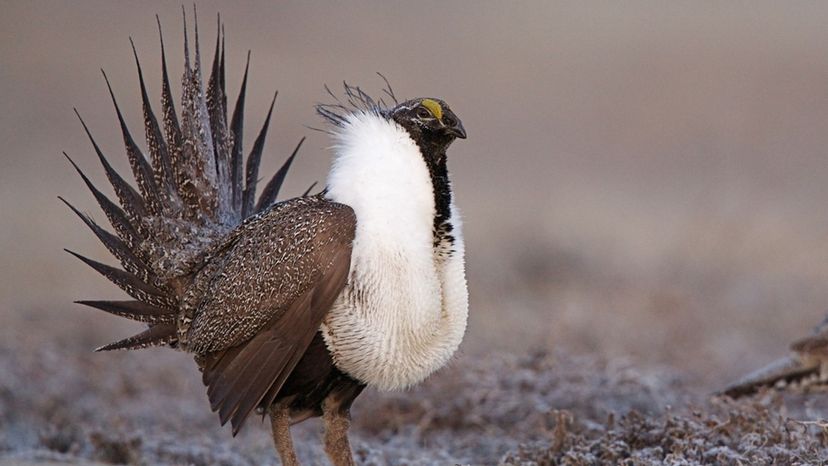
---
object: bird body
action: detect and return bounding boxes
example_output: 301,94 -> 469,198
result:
63,13 -> 468,466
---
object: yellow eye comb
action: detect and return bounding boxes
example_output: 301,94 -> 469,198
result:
420,99 -> 443,120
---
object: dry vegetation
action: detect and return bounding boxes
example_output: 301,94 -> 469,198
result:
2,316 -> 828,465
6,190 -> 828,465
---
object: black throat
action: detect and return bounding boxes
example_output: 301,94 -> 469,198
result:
417,141 -> 455,249
388,108 -> 459,253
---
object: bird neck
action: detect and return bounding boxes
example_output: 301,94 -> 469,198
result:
325,112 -> 447,251
416,144 -> 455,249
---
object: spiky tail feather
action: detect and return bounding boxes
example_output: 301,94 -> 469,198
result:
64,9 -> 302,351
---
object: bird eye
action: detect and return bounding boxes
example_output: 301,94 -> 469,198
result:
416,107 -> 431,119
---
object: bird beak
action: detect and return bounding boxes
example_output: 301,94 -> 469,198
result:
442,120 -> 467,139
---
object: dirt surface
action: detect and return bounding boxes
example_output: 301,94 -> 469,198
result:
2,321 -> 827,465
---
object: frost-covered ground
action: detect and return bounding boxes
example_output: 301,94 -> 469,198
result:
2,317 -> 827,466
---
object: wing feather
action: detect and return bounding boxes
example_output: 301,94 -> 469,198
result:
188,198 -> 354,353
189,197 -> 356,434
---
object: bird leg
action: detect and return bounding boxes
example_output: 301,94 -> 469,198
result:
322,396 -> 355,466
269,403 -> 300,466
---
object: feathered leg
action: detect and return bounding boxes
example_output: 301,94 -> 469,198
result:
269,403 -> 300,466
322,396 -> 355,466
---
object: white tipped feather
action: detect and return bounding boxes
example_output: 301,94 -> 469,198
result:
323,112 -> 469,390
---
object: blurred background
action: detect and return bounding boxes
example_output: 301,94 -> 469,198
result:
3,0 -> 828,394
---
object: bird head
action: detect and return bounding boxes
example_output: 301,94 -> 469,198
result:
389,98 -> 466,153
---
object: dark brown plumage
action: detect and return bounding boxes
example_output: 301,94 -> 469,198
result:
63,11 -> 364,463
188,197 -> 356,432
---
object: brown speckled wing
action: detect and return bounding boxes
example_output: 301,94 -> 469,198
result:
189,196 -> 355,434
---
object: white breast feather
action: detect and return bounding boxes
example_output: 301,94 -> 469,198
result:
322,112 -> 469,391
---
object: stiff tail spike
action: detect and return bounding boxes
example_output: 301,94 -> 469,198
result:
207,13 -> 225,111
229,51 -> 251,215
77,300 -> 175,324
64,152 -> 142,250
130,37 -> 178,206
74,109 -> 148,223
207,14 -> 224,121
101,69 -> 163,214
256,137 -> 304,213
242,91 -> 277,217
178,2 -> 221,220
220,21 -> 226,109
65,249 -> 175,309
156,14 -> 183,151
182,6 -> 191,73
95,323 -> 177,352
207,12 -> 232,219
192,4 -> 202,82
158,15 -> 194,217
59,196 -> 152,282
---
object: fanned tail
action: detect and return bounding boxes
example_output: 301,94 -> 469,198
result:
64,9 -> 303,351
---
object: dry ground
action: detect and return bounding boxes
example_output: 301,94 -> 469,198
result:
2,311 -> 828,465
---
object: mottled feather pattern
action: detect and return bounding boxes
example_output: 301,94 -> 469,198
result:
95,323 -> 178,352
179,17 -> 220,221
185,195 -> 356,434
177,252 -> 227,348
206,22 -> 235,221
65,250 -> 176,310
158,17 -> 190,213
60,197 -> 154,285
131,38 -> 180,210
74,113 -> 149,231
103,71 -> 165,217
65,12 -> 306,357
186,196 -> 356,354
78,300 -> 175,324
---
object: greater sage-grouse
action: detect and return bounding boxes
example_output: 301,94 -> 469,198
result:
63,13 -> 468,466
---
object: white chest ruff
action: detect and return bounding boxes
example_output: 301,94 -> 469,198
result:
321,243 -> 468,391
320,112 -> 469,391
